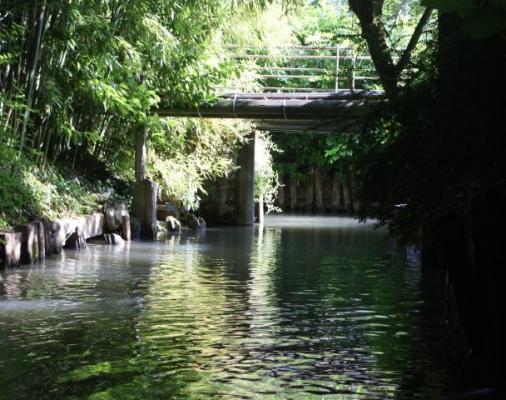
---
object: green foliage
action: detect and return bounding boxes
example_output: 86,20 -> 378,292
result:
254,132 -> 281,213
0,146 -> 129,228
148,118 -> 251,210
325,134 -> 361,168
0,0 -> 286,221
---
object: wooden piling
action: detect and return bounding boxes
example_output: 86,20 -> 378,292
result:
331,172 -> 342,212
0,231 -> 22,268
289,176 -> 297,211
121,215 -> 131,241
314,168 -> 324,213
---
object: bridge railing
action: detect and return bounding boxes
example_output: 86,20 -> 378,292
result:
217,45 -> 385,94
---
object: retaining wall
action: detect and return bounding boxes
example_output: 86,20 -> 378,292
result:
1,213 -> 104,268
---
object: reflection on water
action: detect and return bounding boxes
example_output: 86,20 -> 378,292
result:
0,216 -> 453,399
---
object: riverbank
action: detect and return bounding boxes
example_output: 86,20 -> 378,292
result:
0,147 -> 132,230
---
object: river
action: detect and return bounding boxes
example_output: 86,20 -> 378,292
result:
0,216 -> 456,399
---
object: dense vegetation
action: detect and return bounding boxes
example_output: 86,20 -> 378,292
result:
0,0 -> 283,227
248,0 -> 432,208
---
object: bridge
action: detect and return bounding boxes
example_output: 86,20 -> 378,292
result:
135,46 -> 387,235
158,45 -> 386,134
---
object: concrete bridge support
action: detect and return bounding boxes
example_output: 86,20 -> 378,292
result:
132,126 -> 157,239
235,132 -> 256,226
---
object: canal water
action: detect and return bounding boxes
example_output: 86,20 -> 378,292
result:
0,216 -> 455,399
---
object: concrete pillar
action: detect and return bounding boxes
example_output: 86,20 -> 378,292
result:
135,126 -> 147,183
132,179 -> 158,239
235,132 -> 255,226
132,124 -> 157,239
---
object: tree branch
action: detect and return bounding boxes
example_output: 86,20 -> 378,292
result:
396,7 -> 433,73
349,0 -> 398,95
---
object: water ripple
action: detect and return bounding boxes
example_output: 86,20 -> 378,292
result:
0,216 -> 453,399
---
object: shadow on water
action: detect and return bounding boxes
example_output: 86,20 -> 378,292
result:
0,215 -> 458,399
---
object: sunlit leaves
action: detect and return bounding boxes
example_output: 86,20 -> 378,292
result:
147,118 -> 252,210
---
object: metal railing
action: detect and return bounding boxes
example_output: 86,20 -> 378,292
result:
218,45 -> 384,94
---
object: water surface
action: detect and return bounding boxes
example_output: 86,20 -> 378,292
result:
0,216 -> 453,399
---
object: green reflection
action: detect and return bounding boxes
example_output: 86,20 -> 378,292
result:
0,217 -> 453,399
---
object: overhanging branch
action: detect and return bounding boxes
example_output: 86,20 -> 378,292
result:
396,7 -> 434,73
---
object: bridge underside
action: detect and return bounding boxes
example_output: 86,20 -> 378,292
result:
158,91 -> 384,134
135,91 -> 385,230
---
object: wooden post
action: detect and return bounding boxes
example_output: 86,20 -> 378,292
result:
34,221 -> 45,261
277,175 -> 285,210
314,168 -> 324,213
15,223 -> 42,263
0,232 -> 22,268
351,172 -> 360,212
135,126 -> 147,183
43,219 -> 62,255
289,176 -> 297,211
235,132 -> 255,226
304,168 -> 314,213
343,177 -> 353,213
121,215 -> 131,241
331,171 -> 342,212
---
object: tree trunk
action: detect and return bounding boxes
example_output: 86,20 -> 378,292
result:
19,1 -> 46,155
348,0 -> 397,95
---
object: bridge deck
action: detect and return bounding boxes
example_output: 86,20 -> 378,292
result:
157,45 -> 386,133
157,91 -> 384,133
